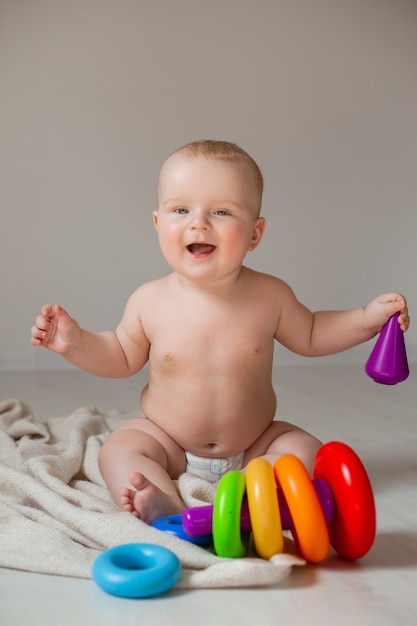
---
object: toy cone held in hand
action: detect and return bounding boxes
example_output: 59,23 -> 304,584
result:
365,312 -> 409,385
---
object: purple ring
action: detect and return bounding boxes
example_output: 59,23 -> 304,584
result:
182,478 -> 334,537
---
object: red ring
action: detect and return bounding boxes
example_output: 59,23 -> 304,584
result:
313,441 -> 376,560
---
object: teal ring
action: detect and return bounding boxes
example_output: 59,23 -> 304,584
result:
92,543 -> 181,598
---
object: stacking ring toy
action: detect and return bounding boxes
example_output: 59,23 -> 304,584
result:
151,514 -> 212,547
212,471 -> 246,558
92,543 -> 181,598
175,441 -> 375,564
274,455 -> 330,563
313,441 -> 376,560
246,458 -> 283,559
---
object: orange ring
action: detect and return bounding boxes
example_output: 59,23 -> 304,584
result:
274,455 -> 330,563
246,458 -> 283,559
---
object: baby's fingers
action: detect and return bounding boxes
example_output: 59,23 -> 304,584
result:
31,319 -> 53,345
35,312 -> 52,331
30,323 -> 48,346
398,310 -> 410,332
31,307 -> 56,346
390,294 -> 409,331
40,303 -> 57,320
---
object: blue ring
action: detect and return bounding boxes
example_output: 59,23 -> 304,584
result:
152,514 -> 212,547
92,543 -> 181,598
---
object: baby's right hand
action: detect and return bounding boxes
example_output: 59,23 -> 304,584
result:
31,304 -> 81,356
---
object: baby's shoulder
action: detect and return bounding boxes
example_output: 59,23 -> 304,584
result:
242,267 -> 292,294
125,275 -> 171,311
131,275 -> 171,295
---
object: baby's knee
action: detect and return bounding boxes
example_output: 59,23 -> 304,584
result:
98,428 -> 136,468
266,427 -> 322,475
100,426 -> 169,467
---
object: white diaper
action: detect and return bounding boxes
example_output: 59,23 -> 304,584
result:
185,451 -> 245,483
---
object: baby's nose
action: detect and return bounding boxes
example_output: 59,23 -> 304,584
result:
190,211 -> 211,230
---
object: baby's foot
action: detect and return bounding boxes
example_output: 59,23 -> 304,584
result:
121,472 -> 184,525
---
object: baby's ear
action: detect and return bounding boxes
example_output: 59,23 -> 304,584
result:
152,211 -> 159,230
248,217 -> 266,251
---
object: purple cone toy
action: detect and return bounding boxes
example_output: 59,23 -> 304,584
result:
365,312 -> 409,385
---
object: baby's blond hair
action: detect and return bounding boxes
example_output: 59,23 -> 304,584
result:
170,139 -> 264,202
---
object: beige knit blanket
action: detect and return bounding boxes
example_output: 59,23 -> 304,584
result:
0,399 -> 304,588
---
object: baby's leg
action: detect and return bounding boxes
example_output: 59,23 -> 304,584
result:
98,417 -> 186,524
243,421 -> 322,475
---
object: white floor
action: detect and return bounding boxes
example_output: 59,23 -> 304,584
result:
0,363 -> 416,625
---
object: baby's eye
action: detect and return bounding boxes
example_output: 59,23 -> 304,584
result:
175,207 -> 189,214
214,209 -> 230,216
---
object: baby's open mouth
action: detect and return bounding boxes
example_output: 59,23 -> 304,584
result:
187,243 -> 216,255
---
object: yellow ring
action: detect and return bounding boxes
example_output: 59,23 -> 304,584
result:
246,458 -> 283,559
274,455 -> 330,563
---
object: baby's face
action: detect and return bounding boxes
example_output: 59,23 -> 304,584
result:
153,155 -> 265,285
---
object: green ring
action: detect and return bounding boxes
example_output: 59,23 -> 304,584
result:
212,471 -> 246,558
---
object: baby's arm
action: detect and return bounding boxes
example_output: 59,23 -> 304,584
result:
276,289 -> 409,357
31,293 -> 150,377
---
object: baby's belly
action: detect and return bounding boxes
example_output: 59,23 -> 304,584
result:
140,381 -> 277,456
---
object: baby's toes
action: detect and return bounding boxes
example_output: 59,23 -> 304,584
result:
121,488 -> 134,505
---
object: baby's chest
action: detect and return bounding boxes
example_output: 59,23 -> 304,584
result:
150,317 -> 274,371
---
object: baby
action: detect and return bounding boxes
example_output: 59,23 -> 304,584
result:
31,139 -> 409,524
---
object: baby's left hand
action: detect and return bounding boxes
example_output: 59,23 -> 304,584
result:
365,293 -> 409,334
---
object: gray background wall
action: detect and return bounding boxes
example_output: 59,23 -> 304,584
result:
1,0 -> 416,371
